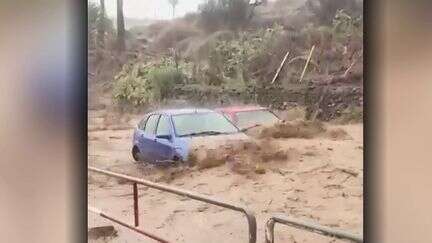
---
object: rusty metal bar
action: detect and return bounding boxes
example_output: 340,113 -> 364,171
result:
265,215 -> 363,243
133,182 -> 139,227
89,166 -> 257,243
88,206 -> 170,243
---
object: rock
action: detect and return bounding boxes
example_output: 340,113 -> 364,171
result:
109,136 -> 122,139
278,169 -> 294,176
173,209 -> 185,214
196,205 -> 209,212
88,226 -> 118,240
156,224 -> 165,229
254,165 -> 266,174
337,167 -> 359,177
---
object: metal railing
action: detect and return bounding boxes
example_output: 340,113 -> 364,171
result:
265,215 -> 363,243
88,206 -> 170,242
88,166 -> 257,243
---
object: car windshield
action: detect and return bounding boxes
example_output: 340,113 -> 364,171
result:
172,112 -> 239,137
235,110 -> 280,129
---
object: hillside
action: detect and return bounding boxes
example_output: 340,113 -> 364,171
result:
88,0 -> 363,121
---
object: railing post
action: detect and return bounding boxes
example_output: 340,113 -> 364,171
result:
242,209 -> 257,243
133,182 -> 139,227
265,218 -> 275,243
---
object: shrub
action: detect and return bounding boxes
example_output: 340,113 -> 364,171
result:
336,106 -> 363,124
306,0 -> 363,26
204,24 -> 283,85
148,66 -> 184,100
112,59 -> 184,106
332,9 -> 362,38
112,63 -> 154,106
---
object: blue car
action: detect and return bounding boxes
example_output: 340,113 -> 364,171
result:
132,108 -> 245,164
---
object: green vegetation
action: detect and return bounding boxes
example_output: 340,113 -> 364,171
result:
206,24 -> 283,85
306,0 -> 363,25
336,106 -> 363,124
92,0 -> 363,122
113,58 -> 184,105
112,7 -> 363,106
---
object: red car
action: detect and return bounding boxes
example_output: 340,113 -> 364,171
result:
215,105 -> 281,130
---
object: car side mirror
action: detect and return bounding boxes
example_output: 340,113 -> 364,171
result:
156,134 -> 172,140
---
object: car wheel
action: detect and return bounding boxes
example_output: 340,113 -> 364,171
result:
132,146 -> 141,162
172,156 -> 186,167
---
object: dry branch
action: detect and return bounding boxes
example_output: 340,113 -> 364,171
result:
343,58 -> 358,78
271,50 -> 290,84
299,45 -> 315,83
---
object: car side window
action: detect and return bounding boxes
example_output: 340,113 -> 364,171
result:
144,115 -> 159,135
138,116 -> 148,130
156,115 -> 171,136
222,113 -> 233,122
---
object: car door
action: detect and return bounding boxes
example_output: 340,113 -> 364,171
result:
134,115 -> 148,161
153,115 -> 174,163
140,114 -> 160,163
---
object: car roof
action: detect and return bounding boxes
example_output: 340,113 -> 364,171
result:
151,108 -> 215,116
215,105 -> 268,113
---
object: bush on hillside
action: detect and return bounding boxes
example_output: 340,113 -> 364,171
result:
248,9 -> 362,84
148,66 -> 184,100
113,58 -> 185,106
113,63 -> 154,106
306,0 -> 363,25
205,24 -> 283,85
335,106 -> 363,124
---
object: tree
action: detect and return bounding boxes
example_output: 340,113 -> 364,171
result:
117,0 -> 126,52
96,0 -> 106,60
168,0 -> 179,19
88,2 -> 114,52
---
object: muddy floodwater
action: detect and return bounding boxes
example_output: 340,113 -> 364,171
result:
88,111 -> 363,243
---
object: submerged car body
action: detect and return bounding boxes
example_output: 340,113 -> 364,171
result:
132,108 -> 247,164
215,105 -> 281,130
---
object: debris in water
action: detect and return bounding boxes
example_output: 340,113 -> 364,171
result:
88,226 -> 118,240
